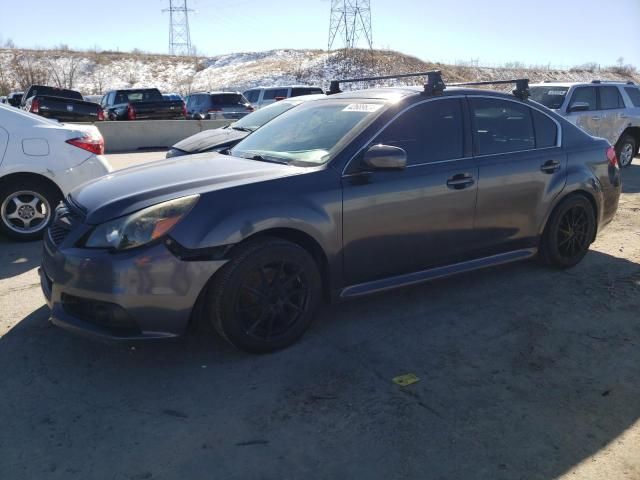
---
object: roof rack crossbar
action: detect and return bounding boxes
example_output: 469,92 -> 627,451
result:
448,78 -> 530,100
327,71 -> 444,95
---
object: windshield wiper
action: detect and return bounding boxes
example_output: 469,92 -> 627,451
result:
249,154 -> 288,164
231,126 -> 253,132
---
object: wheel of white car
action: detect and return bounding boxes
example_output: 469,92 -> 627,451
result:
0,179 -> 62,241
616,134 -> 636,168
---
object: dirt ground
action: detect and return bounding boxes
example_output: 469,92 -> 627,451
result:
0,154 -> 639,480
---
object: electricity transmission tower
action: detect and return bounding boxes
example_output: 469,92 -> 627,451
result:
327,0 -> 373,53
163,0 -> 194,56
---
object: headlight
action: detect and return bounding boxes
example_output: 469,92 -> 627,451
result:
84,195 -> 199,250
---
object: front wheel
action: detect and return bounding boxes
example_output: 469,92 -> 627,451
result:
616,134 -> 636,168
539,195 -> 596,269
206,238 -> 322,353
0,179 -> 61,241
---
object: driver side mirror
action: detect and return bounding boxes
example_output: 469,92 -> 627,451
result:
568,102 -> 590,113
362,144 -> 407,171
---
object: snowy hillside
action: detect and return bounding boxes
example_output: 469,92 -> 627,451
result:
1,47 -> 638,96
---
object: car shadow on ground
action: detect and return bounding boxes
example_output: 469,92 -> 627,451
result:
1,248 -> 639,479
0,236 -> 42,280
621,157 -> 640,194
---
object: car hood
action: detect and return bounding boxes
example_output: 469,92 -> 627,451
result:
71,152 -> 303,224
172,126 -> 248,153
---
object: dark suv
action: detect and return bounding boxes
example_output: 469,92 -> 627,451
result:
185,92 -> 254,120
40,73 -> 621,353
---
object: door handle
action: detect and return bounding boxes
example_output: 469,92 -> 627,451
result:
591,115 -> 601,120
540,160 -> 561,174
446,173 -> 475,190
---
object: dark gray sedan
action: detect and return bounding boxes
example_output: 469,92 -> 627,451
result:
40,76 -> 621,353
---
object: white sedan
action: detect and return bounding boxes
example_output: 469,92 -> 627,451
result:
0,104 -> 112,241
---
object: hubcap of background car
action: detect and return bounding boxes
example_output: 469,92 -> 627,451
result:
619,143 -> 634,167
557,206 -> 589,259
1,191 -> 50,234
236,260 -> 309,341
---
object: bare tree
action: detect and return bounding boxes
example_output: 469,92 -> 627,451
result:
10,52 -> 49,90
46,54 -> 82,89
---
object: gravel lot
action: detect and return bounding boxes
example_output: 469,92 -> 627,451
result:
1,153 -> 639,480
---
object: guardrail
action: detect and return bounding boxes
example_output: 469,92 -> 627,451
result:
87,119 -> 233,153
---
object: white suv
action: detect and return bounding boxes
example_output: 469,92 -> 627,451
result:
242,85 -> 324,109
530,81 -> 640,167
0,104 -> 111,240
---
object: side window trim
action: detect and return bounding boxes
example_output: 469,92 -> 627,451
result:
342,96 -> 469,175
471,95 -> 562,157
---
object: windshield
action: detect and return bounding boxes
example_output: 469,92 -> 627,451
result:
230,99 -> 385,165
530,86 -> 569,109
232,100 -> 299,131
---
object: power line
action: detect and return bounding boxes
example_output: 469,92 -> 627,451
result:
163,0 -> 194,56
328,0 -> 373,53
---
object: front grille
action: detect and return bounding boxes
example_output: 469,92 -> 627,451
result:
47,199 -> 85,246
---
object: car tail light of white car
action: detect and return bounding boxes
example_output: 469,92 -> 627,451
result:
66,132 -> 105,155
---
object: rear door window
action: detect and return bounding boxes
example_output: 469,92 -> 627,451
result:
374,98 -> 464,165
291,87 -> 324,97
599,86 -> 624,110
624,87 -> 640,107
470,98 -> 535,155
263,89 -> 288,101
568,87 -> 597,112
244,90 -> 260,103
532,109 -> 558,148
210,94 -> 246,106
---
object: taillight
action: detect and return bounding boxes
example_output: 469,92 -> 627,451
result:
606,146 -> 618,167
182,102 -> 187,118
274,96 -> 286,101
30,98 -> 40,114
97,107 -> 105,121
66,134 -> 105,155
246,105 -> 254,112
127,104 -> 136,121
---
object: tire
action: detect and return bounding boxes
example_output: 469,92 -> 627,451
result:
616,134 -> 636,168
0,178 -> 62,241
206,237 -> 322,353
539,195 -> 596,269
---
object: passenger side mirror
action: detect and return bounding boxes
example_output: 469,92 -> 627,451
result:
568,102 -> 590,113
362,144 -> 407,171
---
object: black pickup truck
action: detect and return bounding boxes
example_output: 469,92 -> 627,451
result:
21,85 -> 103,122
100,88 -> 186,120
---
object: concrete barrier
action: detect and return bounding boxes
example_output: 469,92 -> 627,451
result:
89,120 -> 232,153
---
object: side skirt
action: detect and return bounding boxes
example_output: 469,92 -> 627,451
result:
339,248 -> 538,299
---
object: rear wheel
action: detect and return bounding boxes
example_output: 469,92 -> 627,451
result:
616,134 -> 636,168
0,179 -> 61,241
540,195 -> 596,269
206,238 -> 322,353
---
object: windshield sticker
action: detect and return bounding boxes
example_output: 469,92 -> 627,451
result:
343,103 -> 383,113
547,90 -> 567,96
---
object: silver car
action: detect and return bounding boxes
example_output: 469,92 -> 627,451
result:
530,81 -> 640,167
243,85 -> 324,110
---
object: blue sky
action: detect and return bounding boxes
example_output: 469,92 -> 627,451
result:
1,0 -> 639,68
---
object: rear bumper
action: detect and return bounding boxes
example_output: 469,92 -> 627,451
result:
56,155 -> 112,196
40,235 -> 226,341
